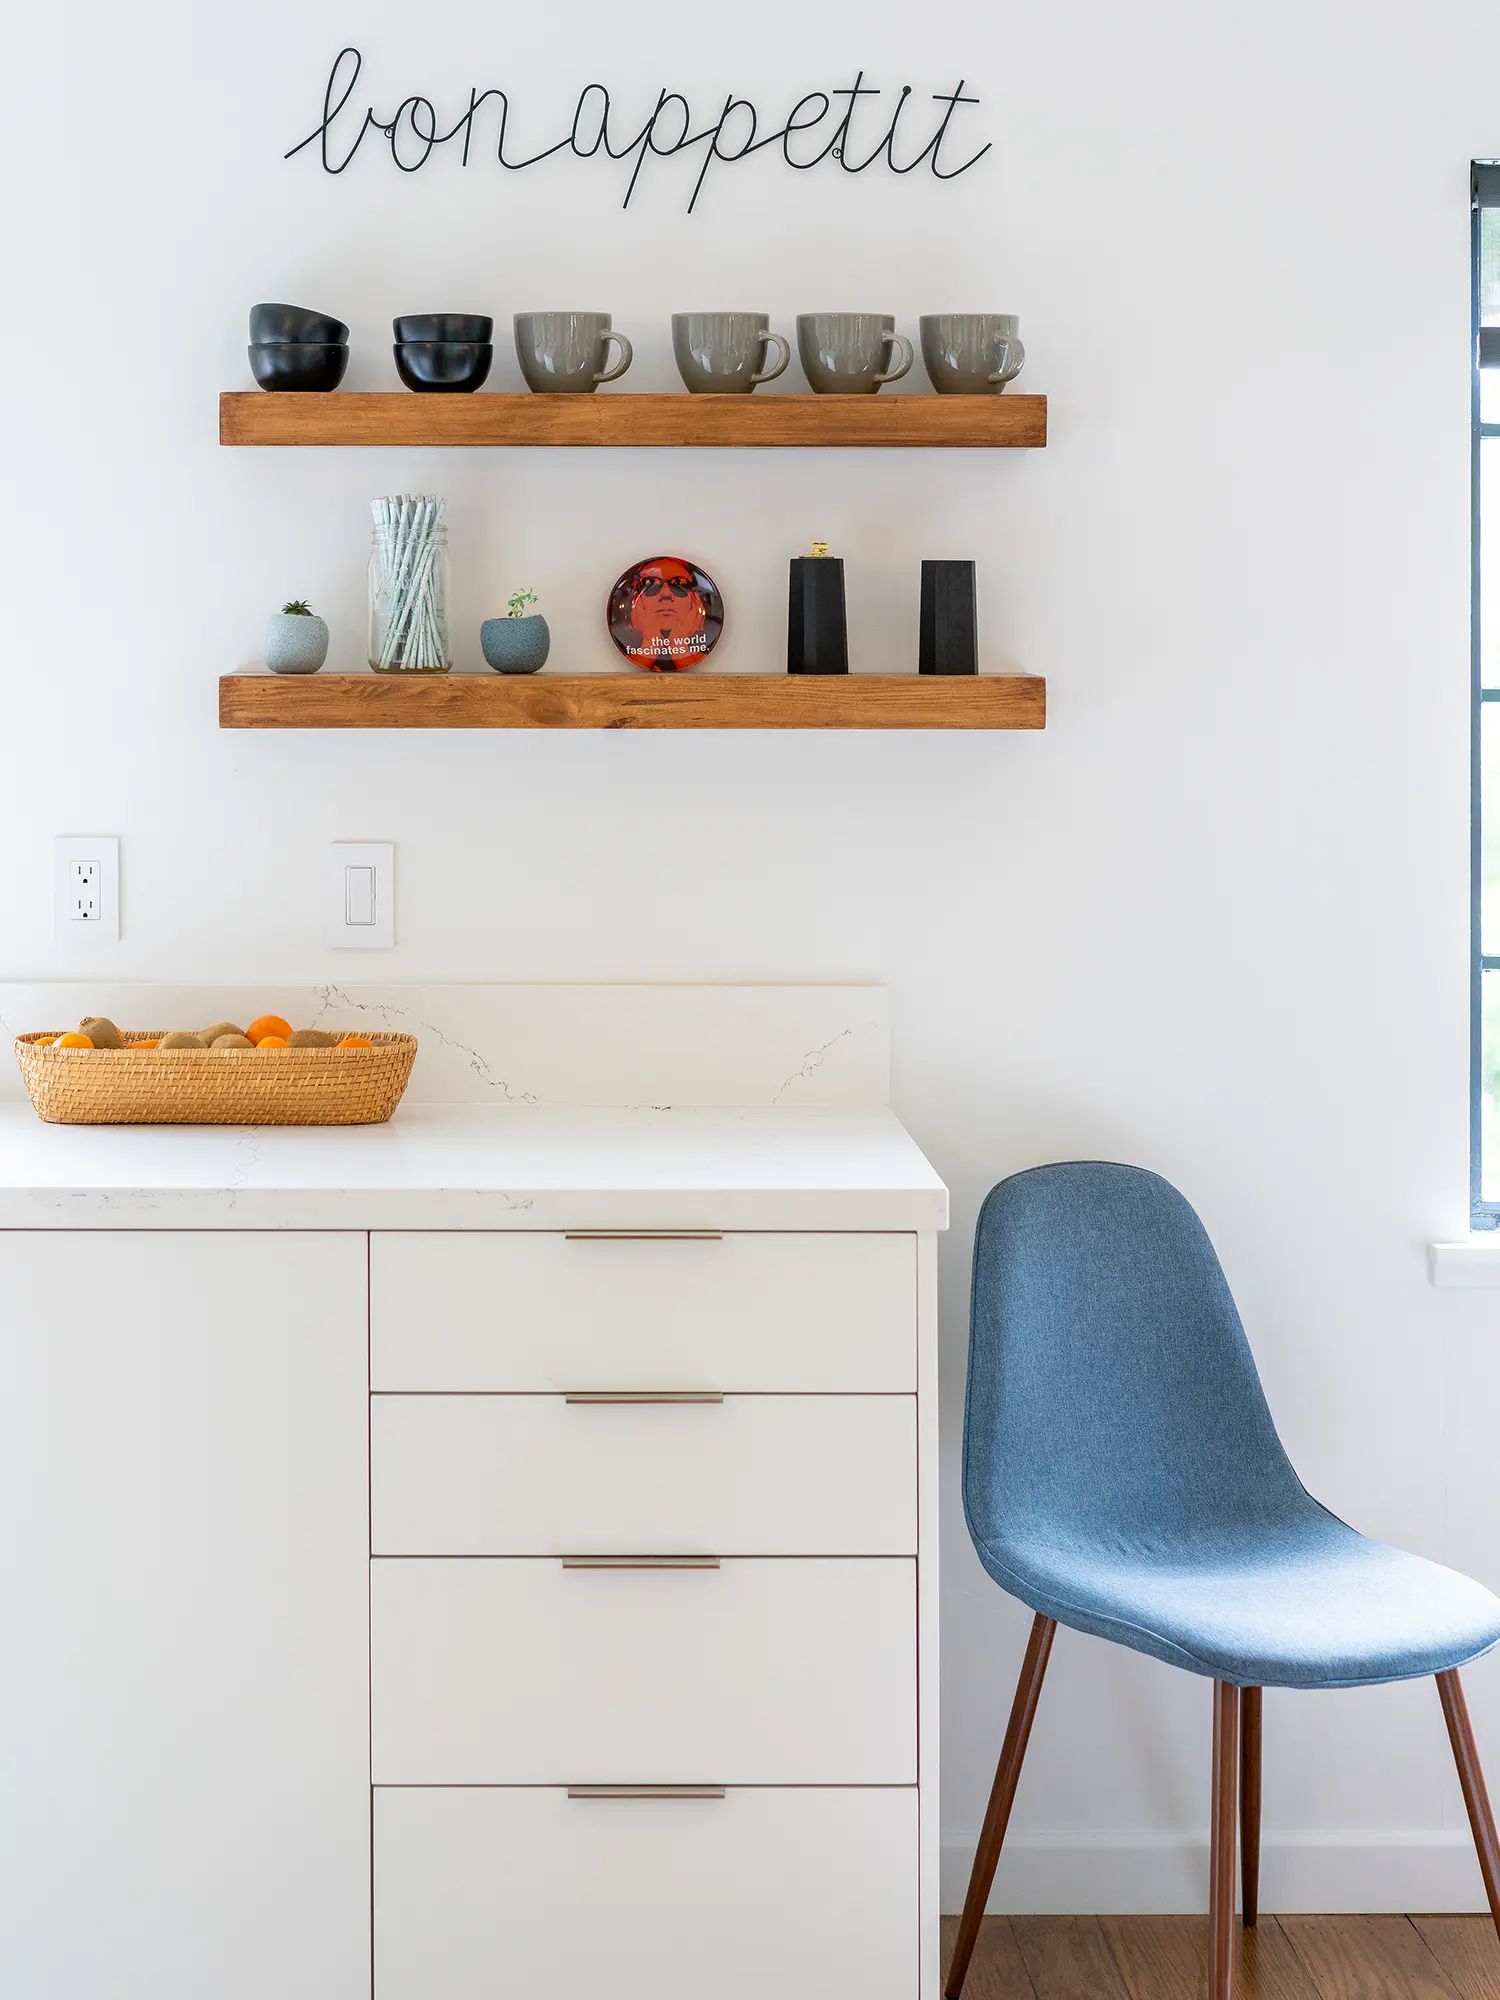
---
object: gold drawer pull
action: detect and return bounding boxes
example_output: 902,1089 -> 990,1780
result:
561,1555 -> 721,1571
564,1390 -> 725,1406
568,1785 -> 727,1802
564,1231 -> 724,1243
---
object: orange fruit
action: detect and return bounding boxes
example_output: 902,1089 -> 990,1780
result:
55,1033 -> 94,1049
248,1015 -> 292,1045
336,1035 -> 373,1049
130,1039 -> 161,1051
256,1035 -> 290,1049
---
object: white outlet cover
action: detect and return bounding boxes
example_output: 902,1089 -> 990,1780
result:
54,836 -> 119,943
328,842 -> 394,950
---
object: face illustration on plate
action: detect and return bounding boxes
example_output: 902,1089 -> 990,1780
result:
608,556 -> 724,671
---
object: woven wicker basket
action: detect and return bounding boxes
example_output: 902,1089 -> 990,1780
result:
14,1032 -> 417,1127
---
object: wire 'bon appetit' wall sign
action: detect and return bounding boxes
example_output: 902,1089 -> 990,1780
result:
287,48 -> 992,214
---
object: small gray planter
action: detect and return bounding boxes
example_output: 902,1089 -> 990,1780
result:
481,615 -> 551,674
264,612 -> 329,675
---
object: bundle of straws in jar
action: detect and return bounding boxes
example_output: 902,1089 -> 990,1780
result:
369,493 -> 450,673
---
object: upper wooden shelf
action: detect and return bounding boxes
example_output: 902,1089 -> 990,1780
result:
219,392 -> 1047,451
219,673 -> 1046,732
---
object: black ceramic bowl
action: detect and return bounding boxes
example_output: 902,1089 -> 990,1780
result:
250,302 -> 349,344
248,341 -> 350,392
394,313 -> 494,344
394,341 -> 494,393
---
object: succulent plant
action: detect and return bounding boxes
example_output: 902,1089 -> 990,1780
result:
281,599 -> 314,616
506,589 -> 539,618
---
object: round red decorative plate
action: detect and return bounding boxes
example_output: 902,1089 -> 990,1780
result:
607,555 -> 724,671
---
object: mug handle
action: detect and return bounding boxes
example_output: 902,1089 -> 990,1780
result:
875,331 -> 914,386
594,331 -> 633,384
989,335 -> 1026,384
751,331 -> 791,386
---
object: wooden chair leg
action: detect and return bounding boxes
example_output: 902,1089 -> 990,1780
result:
1240,1686 -> 1262,1929
1209,1681 -> 1241,2000
943,1613 -> 1056,2000
1437,1668 -> 1500,1940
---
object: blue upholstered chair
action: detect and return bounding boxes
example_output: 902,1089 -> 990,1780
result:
946,1163 -> 1500,2000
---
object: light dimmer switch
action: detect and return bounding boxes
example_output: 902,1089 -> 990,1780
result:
345,866 -> 376,927
328,843 -> 394,949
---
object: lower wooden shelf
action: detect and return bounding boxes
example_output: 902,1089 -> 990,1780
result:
218,673 -> 1046,732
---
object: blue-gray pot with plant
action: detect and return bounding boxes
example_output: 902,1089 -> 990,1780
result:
481,590 -> 550,674
264,599 -> 330,674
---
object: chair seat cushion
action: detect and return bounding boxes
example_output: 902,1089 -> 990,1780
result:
970,1511 -> 1500,1688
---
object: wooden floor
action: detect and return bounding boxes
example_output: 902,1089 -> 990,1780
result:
942,1914 -> 1500,1998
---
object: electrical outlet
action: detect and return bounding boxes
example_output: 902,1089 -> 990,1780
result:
54,837 -> 119,942
70,860 -> 102,923
328,842 -> 394,949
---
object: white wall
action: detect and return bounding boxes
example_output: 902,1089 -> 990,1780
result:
4,0 -> 1500,1913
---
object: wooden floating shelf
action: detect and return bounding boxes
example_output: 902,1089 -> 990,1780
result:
219,391 -> 1047,451
219,673 -> 1047,732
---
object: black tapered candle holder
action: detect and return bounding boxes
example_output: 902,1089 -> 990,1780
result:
788,552 -> 849,674
919,560 -> 979,675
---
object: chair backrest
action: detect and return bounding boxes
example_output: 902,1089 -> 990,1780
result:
964,1163 -> 1307,1565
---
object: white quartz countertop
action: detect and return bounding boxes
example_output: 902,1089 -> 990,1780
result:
0,1103 -> 949,1232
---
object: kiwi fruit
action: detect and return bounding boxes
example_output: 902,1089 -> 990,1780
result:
157,1032 -> 208,1051
79,1016 -> 123,1049
200,1021 -> 242,1043
288,1028 -> 340,1048
211,1033 -> 255,1050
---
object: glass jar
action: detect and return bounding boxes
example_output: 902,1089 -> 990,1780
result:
368,497 -> 452,674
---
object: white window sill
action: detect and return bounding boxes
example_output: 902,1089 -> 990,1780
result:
1429,1241 -> 1500,1286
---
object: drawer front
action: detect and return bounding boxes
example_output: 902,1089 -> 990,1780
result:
374,1785 -> 917,2000
371,1393 -> 917,1556
369,1231 -> 915,1392
371,1557 -> 915,1785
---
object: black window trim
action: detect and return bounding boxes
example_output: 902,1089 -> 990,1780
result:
1473,163 -> 1496,1225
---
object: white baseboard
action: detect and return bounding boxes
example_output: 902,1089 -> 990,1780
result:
941,1831 -> 1490,1915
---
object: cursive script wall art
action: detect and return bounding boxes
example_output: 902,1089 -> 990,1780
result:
287,48 -> 992,214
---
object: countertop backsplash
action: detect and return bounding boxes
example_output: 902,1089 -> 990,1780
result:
0,983 -> 888,1109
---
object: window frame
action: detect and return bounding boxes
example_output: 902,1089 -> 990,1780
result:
1474,164 -> 1497,1227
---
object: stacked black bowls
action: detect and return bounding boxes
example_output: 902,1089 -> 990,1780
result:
394,314 -> 494,393
248,303 -> 349,391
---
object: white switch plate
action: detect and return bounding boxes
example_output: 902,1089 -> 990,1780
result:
328,842 -> 394,949
54,836 -> 119,942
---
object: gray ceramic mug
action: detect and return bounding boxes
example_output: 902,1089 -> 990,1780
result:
672,313 -> 791,394
920,314 -> 1025,395
514,312 -> 633,394
796,314 -> 913,395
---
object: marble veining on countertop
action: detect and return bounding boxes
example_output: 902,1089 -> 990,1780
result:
0,1103 -> 948,1232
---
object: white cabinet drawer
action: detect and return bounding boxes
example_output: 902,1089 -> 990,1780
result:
374,1785 -> 917,2000
369,1231 -> 915,1392
371,1393 -> 917,1556
371,1557 -> 915,1785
